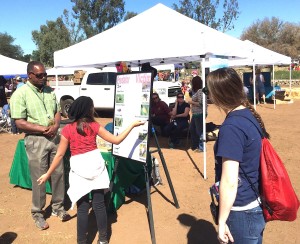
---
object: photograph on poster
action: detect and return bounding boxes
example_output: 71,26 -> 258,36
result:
115,117 -> 123,127
112,71 -> 153,163
138,132 -> 148,141
116,94 -> 125,103
142,82 -> 151,91
140,104 -> 149,116
142,93 -> 149,102
139,144 -> 147,158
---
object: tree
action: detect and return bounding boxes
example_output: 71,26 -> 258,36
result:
173,0 -> 240,32
32,17 -> 71,67
241,18 -> 300,60
71,0 -> 125,38
124,11 -> 137,21
62,9 -> 85,45
0,32 -> 24,59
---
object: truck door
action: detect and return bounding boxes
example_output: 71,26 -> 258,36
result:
80,72 -> 116,109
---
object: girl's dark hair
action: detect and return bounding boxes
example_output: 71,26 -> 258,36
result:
191,76 -> 202,92
206,67 -> 270,139
76,109 -> 95,136
67,96 -> 96,136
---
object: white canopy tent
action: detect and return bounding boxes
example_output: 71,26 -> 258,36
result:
0,54 -> 28,76
54,3 -> 248,69
228,40 -> 291,109
54,3 -> 250,180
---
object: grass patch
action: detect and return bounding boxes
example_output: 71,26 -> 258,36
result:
274,70 -> 300,79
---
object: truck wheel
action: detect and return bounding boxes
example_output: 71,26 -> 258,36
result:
61,99 -> 74,118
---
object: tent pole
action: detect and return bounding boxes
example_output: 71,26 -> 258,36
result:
253,64 -> 256,110
289,64 -> 292,93
201,58 -> 207,180
273,65 -> 276,109
55,68 -> 58,88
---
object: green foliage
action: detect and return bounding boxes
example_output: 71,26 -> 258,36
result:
241,18 -> 300,60
0,32 -> 24,59
71,0 -> 125,38
173,0 -> 240,32
275,70 -> 300,80
124,11 -> 138,21
32,18 -> 71,66
62,9 -> 85,45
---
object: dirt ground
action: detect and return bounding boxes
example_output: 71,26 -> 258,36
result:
0,99 -> 299,244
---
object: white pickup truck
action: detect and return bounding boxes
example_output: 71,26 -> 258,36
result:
51,69 -> 182,117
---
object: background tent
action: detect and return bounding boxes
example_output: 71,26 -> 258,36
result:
54,3 -> 248,68
228,40 -> 291,66
227,40 -> 291,108
0,55 -> 28,77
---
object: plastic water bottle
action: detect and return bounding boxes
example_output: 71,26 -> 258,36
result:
152,157 -> 162,185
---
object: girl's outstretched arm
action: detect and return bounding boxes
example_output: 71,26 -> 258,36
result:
99,120 -> 146,145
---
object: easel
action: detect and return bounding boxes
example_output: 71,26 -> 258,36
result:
144,125 -> 180,244
108,125 -> 179,244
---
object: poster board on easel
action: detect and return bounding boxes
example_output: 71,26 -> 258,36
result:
112,71 -> 153,163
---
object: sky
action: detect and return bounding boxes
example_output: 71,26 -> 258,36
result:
0,0 -> 299,55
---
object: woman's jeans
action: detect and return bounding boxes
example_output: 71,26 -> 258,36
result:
190,114 -> 203,150
77,189 -> 107,243
164,120 -> 189,144
227,206 -> 266,244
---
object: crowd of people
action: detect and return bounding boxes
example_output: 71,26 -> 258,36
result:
2,61 -> 272,244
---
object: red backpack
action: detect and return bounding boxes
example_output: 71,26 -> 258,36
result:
259,137 -> 300,221
239,115 -> 300,222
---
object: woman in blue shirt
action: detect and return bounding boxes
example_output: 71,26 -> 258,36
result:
206,68 -> 269,244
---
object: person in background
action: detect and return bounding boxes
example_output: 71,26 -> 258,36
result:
0,75 -> 8,107
250,69 -> 266,104
37,96 -> 145,244
10,61 -> 70,230
164,92 -> 190,148
150,92 -> 171,136
1,102 -> 19,134
187,76 -> 206,152
15,76 -> 25,89
181,80 -> 188,95
206,68 -> 267,244
10,76 -> 25,134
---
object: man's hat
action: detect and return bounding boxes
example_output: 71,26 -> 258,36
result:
15,76 -> 22,81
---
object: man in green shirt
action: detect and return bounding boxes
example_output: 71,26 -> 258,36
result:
10,61 -> 70,230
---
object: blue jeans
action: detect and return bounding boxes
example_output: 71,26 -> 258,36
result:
163,120 -> 189,144
227,206 -> 266,244
190,114 -> 203,150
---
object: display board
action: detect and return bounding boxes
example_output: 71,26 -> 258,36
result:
112,71 -> 153,163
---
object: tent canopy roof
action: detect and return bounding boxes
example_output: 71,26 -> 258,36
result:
54,3 -> 247,68
228,40 -> 291,66
0,55 -> 28,76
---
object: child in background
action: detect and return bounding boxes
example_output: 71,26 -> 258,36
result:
37,96 -> 145,244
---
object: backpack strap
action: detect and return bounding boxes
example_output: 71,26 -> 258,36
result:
229,113 -> 273,215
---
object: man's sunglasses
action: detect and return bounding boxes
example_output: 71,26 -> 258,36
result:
30,72 -> 47,79
152,96 -> 159,100
177,96 -> 184,98
202,87 -> 209,95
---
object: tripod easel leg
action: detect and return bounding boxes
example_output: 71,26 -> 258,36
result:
150,126 -> 180,209
144,163 -> 156,244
